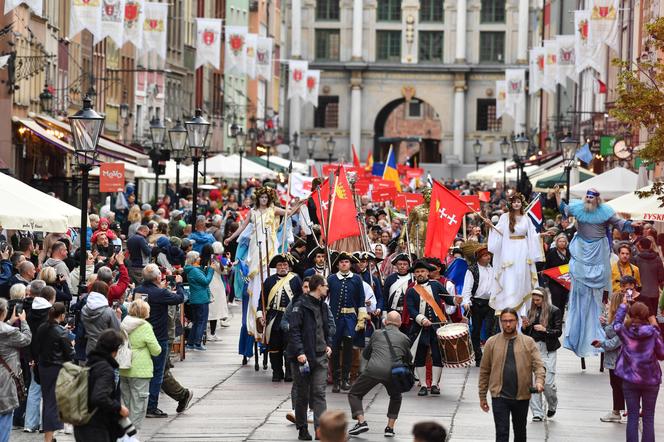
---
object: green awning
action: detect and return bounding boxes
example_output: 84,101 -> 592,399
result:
245,156 -> 289,173
535,170 -> 595,188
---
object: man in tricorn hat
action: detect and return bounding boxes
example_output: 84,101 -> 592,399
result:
304,246 -> 329,278
259,253 -> 303,382
382,253 -> 413,327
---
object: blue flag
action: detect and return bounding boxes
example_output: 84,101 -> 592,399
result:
575,143 -> 593,164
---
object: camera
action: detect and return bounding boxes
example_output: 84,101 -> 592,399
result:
118,416 -> 137,437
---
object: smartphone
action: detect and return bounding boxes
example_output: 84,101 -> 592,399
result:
14,302 -> 23,316
626,289 -> 633,302
0,241 -> 7,253
112,301 -> 121,310
114,245 -> 122,253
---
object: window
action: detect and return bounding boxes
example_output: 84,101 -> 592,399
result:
481,0 -> 505,23
315,29 -> 340,60
420,0 -> 444,22
377,0 -> 401,21
476,99 -> 501,131
316,0 -> 340,20
479,32 -> 504,63
314,96 -> 339,128
407,100 -> 422,118
376,31 -> 401,61
419,31 -> 443,62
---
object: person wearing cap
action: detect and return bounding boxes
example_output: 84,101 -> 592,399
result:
406,260 -> 457,396
304,246 -> 329,278
553,185 -> 637,358
353,251 -> 383,320
327,252 -> 368,392
461,246 -> 497,366
258,253 -> 303,382
382,253 -> 412,330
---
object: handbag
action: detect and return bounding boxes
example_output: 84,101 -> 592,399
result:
383,330 -> 415,393
0,354 -> 27,402
116,329 -> 133,370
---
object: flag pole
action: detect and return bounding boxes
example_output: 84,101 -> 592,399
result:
435,179 -> 502,236
279,161 -> 294,254
314,181 -> 332,274
325,170 -> 336,266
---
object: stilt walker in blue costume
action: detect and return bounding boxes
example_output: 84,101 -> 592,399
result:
553,186 -> 636,357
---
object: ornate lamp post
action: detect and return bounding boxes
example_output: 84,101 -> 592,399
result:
68,96 -> 104,295
39,84 -> 53,114
512,133 -> 529,192
264,126 -> 276,168
472,139 -> 482,171
560,132 -> 578,203
236,129 -> 247,199
168,119 -> 187,198
499,136 -> 510,191
307,135 -> 316,160
185,109 -> 211,224
149,116 -> 168,204
325,136 -> 336,164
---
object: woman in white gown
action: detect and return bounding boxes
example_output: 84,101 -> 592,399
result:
488,193 -> 544,318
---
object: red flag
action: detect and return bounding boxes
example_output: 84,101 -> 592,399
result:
352,144 -> 361,168
312,178 -> 331,239
478,191 -> 491,203
542,264 -> 571,290
327,169 -> 361,244
311,164 -> 319,178
425,181 -> 471,261
597,78 -> 607,94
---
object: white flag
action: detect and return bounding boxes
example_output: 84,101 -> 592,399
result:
495,80 -> 508,119
589,0 -> 619,52
304,70 -> 320,107
256,37 -> 273,81
195,18 -> 222,69
574,10 -> 606,79
245,34 -> 258,79
505,69 -> 525,120
290,173 -> 314,199
556,35 -> 577,84
528,47 -> 544,95
225,26 -> 248,75
4,0 -> 42,16
70,0 -> 102,40
141,2 -> 168,62
288,60 -> 308,100
99,0 -> 125,46
123,0 -> 143,50
542,40 -> 558,93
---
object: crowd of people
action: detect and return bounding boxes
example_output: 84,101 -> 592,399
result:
0,176 -> 663,442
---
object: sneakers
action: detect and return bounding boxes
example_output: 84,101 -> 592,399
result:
298,427 -> 313,440
193,344 -> 207,351
146,408 -> 168,418
600,411 -> 622,423
207,333 -> 219,341
286,411 -> 296,424
23,428 -> 38,433
186,344 -> 195,350
547,409 -> 556,418
176,389 -> 194,413
348,421 -> 369,436
384,426 -> 395,437
220,318 -> 231,327
417,386 -> 428,396
532,416 -> 543,422
430,385 -> 441,395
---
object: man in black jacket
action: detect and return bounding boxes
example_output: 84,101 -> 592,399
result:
126,225 -> 152,284
633,237 -> 664,316
521,287 -> 563,422
287,274 -> 332,441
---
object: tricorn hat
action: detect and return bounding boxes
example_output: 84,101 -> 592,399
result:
409,260 -> 435,273
269,253 -> 299,268
391,253 -> 415,265
332,251 -> 359,267
353,251 -> 376,261
308,246 -> 327,259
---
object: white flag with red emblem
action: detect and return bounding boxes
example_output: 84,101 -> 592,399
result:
542,40 -> 558,93
255,37 -> 273,81
123,0 -> 144,50
195,18 -> 222,69
589,0 -> 619,52
99,0 -> 125,46
556,35 -> 577,84
287,60 -> 308,100
574,10 -> 605,78
70,0 -> 102,39
504,69 -> 525,120
141,2 -> 168,62
245,33 -> 258,79
305,70 -> 320,107
225,26 -> 248,75
4,0 -> 42,17
528,46 -> 544,94
495,80 -> 508,119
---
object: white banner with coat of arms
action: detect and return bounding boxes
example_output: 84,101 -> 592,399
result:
542,40 -> 558,93
556,35 -> 577,84
225,26 -> 248,75
255,37 -> 273,81
287,60 -> 308,100
195,18 -> 222,69
495,80 -> 507,119
123,0 -> 144,50
574,9 -> 606,79
245,33 -> 258,79
589,0 -> 619,52
305,70 -> 320,107
141,2 -> 168,62
100,0 -> 125,46
528,47 -> 545,95
70,0 -> 102,39
504,69 -> 525,120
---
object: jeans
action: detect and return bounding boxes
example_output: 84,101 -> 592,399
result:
148,340 -> 170,411
348,374 -> 402,420
529,341 -> 558,418
291,355 -> 328,430
25,368 -> 41,430
623,381 -> 659,442
492,397 -> 529,442
187,303 -> 209,347
0,411 -> 12,442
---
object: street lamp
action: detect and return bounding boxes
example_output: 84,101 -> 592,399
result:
307,135 -> 316,160
149,116 -> 168,205
39,84 -> 53,114
472,139 -> 482,171
68,96 -> 104,296
168,119 -> 187,198
264,126 -> 276,168
560,132 -> 578,203
500,136 -> 510,191
326,136 -> 336,164
512,133 -> 529,192
185,109 -> 211,224
291,131 -> 299,161
236,129 -> 247,198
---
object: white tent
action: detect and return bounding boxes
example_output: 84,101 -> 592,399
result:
259,155 -> 309,174
467,159 -> 515,182
205,154 -> 277,179
606,185 -> 664,221
569,167 -> 638,200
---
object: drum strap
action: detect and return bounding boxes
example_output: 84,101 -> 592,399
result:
413,284 -> 446,323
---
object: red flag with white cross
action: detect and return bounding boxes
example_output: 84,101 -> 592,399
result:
424,181 -> 471,261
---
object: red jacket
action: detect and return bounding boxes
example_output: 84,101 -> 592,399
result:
106,264 -> 130,305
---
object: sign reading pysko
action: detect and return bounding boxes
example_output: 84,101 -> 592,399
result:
99,163 -> 125,193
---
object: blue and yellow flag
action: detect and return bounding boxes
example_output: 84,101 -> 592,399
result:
382,146 -> 401,191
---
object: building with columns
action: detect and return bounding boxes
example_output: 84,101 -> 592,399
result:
283,0 -> 537,176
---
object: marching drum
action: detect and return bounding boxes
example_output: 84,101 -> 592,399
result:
436,323 -> 475,368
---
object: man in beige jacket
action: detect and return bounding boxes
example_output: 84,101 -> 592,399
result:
478,308 -> 545,442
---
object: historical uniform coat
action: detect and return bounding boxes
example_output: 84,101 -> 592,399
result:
258,272 -> 303,351
383,272 -> 411,314
327,271 -> 365,346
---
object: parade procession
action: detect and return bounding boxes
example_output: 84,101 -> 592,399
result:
2,1 -> 664,442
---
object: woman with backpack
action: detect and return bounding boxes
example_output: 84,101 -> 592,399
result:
74,329 -> 129,442
119,299 -> 161,432
35,302 -> 74,442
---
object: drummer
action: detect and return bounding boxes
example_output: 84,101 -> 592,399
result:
406,260 -> 460,396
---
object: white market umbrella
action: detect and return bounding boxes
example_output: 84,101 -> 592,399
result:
467,159 -> 515,182
205,154 -> 277,179
569,167 -> 638,201
606,185 -> 664,221
259,155 -> 309,174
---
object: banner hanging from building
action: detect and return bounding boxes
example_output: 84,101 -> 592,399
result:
287,60 -> 309,100
245,33 -> 258,79
195,18 -> 223,69
4,0 -> 42,16
542,40 -> 558,93
305,70 -> 320,107
142,2 -> 168,61
255,37 -> 273,81
574,9 -> 605,79
556,35 -> 577,84
99,163 -> 126,193
225,26 -> 248,75
528,46 -> 544,94
70,0 -> 102,40
99,0 -> 125,46
504,69 -> 525,120
495,80 -> 507,119
589,0 -> 619,52
123,0 -> 144,50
